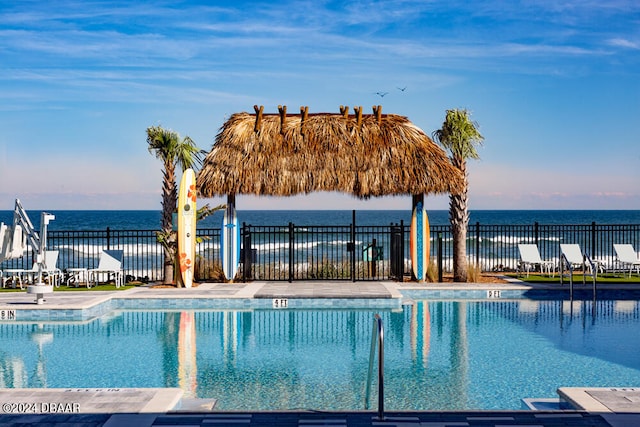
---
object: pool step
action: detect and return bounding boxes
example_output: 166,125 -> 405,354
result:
522,397 -> 574,410
172,398 -> 217,412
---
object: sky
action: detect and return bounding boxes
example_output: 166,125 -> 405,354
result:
0,0 -> 639,211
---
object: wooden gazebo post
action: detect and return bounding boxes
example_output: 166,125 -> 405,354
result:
227,194 -> 236,213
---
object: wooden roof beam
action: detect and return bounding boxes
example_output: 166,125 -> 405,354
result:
253,105 -> 264,132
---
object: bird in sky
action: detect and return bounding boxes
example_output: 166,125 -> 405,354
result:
397,86 -> 407,92
375,91 -> 389,97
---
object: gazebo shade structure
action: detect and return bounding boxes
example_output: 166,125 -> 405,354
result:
197,105 -> 463,199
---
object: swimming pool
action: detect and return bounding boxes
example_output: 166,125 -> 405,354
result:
1,297 -> 639,410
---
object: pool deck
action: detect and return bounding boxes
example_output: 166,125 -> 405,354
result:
1,279 -> 639,427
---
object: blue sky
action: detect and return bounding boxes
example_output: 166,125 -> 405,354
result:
1,0 -> 638,211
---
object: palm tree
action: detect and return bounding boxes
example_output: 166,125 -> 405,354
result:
147,125 -> 204,285
432,109 -> 484,282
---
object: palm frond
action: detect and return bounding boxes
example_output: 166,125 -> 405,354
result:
432,109 -> 484,161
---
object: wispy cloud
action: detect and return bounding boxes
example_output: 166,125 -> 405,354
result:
1,0 -> 638,209
2,0 -> 635,85
608,38 -> 640,50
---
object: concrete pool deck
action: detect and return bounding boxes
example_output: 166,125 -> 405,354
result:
0,279 -> 639,426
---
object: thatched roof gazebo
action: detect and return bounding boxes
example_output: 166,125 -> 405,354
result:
197,105 -> 462,201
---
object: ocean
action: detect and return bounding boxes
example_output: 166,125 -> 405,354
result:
2,209 -> 640,231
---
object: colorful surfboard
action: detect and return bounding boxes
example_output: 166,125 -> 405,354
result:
178,169 -> 197,288
410,202 -> 430,281
221,205 -> 240,281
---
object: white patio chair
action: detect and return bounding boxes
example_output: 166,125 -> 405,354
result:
4,250 -> 63,289
89,250 -> 124,288
0,223 -> 26,262
613,244 -> 640,277
0,223 -> 6,287
1,223 -> 28,288
0,222 -> 8,263
517,244 -> 554,277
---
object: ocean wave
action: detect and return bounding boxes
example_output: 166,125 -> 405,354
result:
467,235 -> 563,245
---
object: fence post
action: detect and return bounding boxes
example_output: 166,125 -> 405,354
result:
242,223 -> 252,282
534,222 -> 539,246
389,221 -> 405,281
438,232 -> 443,283
106,227 -> 111,250
288,222 -> 294,282
370,238 -> 377,277
591,221 -> 596,259
350,210 -> 356,282
400,220 -> 405,280
475,222 -> 480,268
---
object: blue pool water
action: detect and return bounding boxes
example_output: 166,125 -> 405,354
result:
1,298 -> 640,410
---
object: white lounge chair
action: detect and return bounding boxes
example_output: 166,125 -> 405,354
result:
0,222 -> 8,262
559,244 -> 603,284
1,223 -> 29,288
3,250 -> 63,289
0,223 -> 6,287
613,244 -> 640,277
0,224 -> 26,262
89,250 -> 124,288
517,244 -> 554,277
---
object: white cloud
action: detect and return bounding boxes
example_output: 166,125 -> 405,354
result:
608,38 -> 640,50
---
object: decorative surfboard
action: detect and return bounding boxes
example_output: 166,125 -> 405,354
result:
410,202 -> 430,281
178,168 -> 197,288
221,205 -> 240,281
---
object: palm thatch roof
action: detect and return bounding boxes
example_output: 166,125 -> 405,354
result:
197,105 -> 462,199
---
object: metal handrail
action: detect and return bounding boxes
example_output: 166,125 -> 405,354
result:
560,252 -> 597,301
364,314 -> 384,420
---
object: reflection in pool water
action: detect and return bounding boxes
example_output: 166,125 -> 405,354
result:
1,298 -> 639,410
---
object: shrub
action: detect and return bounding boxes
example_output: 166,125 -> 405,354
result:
426,260 -> 438,282
195,258 -> 225,281
467,263 -> 482,282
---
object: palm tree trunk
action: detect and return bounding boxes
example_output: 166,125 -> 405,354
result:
450,197 -> 468,282
162,162 -> 178,285
163,247 -> 175,285
450,158 -> 469,282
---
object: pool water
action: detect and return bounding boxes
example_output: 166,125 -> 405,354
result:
1,298 -> 640,410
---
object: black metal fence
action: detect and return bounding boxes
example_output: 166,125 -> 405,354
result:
1,222 -> 639,283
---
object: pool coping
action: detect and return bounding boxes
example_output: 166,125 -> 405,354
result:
558,387 -> 640,427
559,387 -> 640,413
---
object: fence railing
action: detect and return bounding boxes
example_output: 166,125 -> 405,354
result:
1,222 -> 638,283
